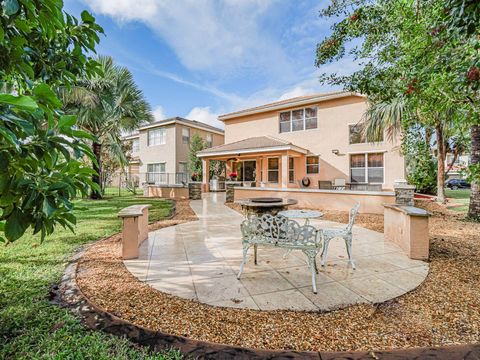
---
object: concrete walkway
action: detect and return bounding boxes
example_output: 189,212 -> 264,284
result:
125,193 -> 428,311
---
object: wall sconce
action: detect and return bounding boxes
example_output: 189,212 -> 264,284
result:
332,149 -> 340,155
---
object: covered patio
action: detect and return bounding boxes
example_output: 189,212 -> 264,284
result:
197,136 -> 311,191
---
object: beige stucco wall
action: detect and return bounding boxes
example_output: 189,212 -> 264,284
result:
132,124 -> 177,174
223,96 -> 405,190
234,187 -> 395,214
147,185 -> 188,199
174,124 -> 224,173
129,123 -> 224,176
384,206 -> 430,259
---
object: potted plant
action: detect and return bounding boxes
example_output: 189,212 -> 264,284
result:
191,172 -> 199,181
229,172 -> 238,181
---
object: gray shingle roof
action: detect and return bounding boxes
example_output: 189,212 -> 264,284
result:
139,116 -> 224,133
197,136 -> 307,156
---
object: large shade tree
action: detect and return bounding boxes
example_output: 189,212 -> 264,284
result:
60,56 -> 153,198
0,0 -> 103,243
316,0 -> 476,207
441,0 -> 480,218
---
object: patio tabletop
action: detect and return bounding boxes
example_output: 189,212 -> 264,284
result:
278,209 -> 323,224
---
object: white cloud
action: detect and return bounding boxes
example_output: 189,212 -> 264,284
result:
82,0 -> 292,77
185,106 -> 223,129
153,105 -> 167,121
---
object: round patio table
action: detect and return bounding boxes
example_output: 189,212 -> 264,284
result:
278,209 -> 323,225
235,198 -> 298,217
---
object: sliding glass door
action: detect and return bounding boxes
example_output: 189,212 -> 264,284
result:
233,160 -> 256,182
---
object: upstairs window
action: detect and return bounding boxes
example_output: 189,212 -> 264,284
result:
306,156 -> 319,174
148,128 -> 166,146
206,133 -> 213,147
131,138 -> 140,152
349,123 -> 383,144
279,107 -> 317,133
182,127 -> 190,144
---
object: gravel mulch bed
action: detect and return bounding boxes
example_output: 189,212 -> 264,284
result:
76,199 -> 480,352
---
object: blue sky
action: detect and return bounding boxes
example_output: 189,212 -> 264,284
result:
65,0 -> 357,129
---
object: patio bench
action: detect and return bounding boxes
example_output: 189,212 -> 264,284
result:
118,204 -> 150,259
237,214 -> 323,293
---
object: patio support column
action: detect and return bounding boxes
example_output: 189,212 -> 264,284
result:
281,154 -> 289,188
255,157 -> 262,185
202,158 -> 210,192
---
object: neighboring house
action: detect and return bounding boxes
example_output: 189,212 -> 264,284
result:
198,91 -> 405,191
124,117 -> 224,185
445,153 -> 471,179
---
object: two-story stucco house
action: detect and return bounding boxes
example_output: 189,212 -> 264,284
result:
197,91 -> 405,192
124,117 -> 224,185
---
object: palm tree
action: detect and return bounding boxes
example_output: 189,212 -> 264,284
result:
60,56 -> 153,198
362,98 -> 457,203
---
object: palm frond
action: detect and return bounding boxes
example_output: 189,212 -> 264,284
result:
362,97 -> 406,142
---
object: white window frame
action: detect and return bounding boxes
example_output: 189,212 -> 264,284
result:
349,153 -> 385,184
348,123 -> 384,144
182,127 -> 190,144
288,157 -> 295,183
279,106 -> 318,133
306,155 -> 320,174
178,161 -> 188,174
148,128 -> 166,146
147,162 -> 166,183
206,133 -> 213,147
131,138 -> 140,152
267,157 -> 279,183
147,162 -> 166,173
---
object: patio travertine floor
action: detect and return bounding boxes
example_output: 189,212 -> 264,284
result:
125,193 -> 428,311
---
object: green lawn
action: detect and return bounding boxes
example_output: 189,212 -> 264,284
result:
0,195 -> 182,359
446,189 -> 471,212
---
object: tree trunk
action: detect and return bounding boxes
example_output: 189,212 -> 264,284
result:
468,124 -> 480,219
435,124 -> 446,203
90,142 -> 102,199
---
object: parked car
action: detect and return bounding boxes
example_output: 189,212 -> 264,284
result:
446,178 -> 471,190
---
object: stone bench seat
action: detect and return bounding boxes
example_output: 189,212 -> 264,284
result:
118,204 -> 151,217
118,204 -> 151,259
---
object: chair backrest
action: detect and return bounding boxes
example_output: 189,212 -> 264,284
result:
318,180 -> 333,189
346,203 -> 361,233
241,214 -> 321,246
333,178 -> 346,186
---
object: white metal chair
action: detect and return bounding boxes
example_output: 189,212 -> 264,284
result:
320,203 -> 360,269
238,214 -> 323,293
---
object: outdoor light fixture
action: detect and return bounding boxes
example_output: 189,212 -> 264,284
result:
332,149 -> 340,155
